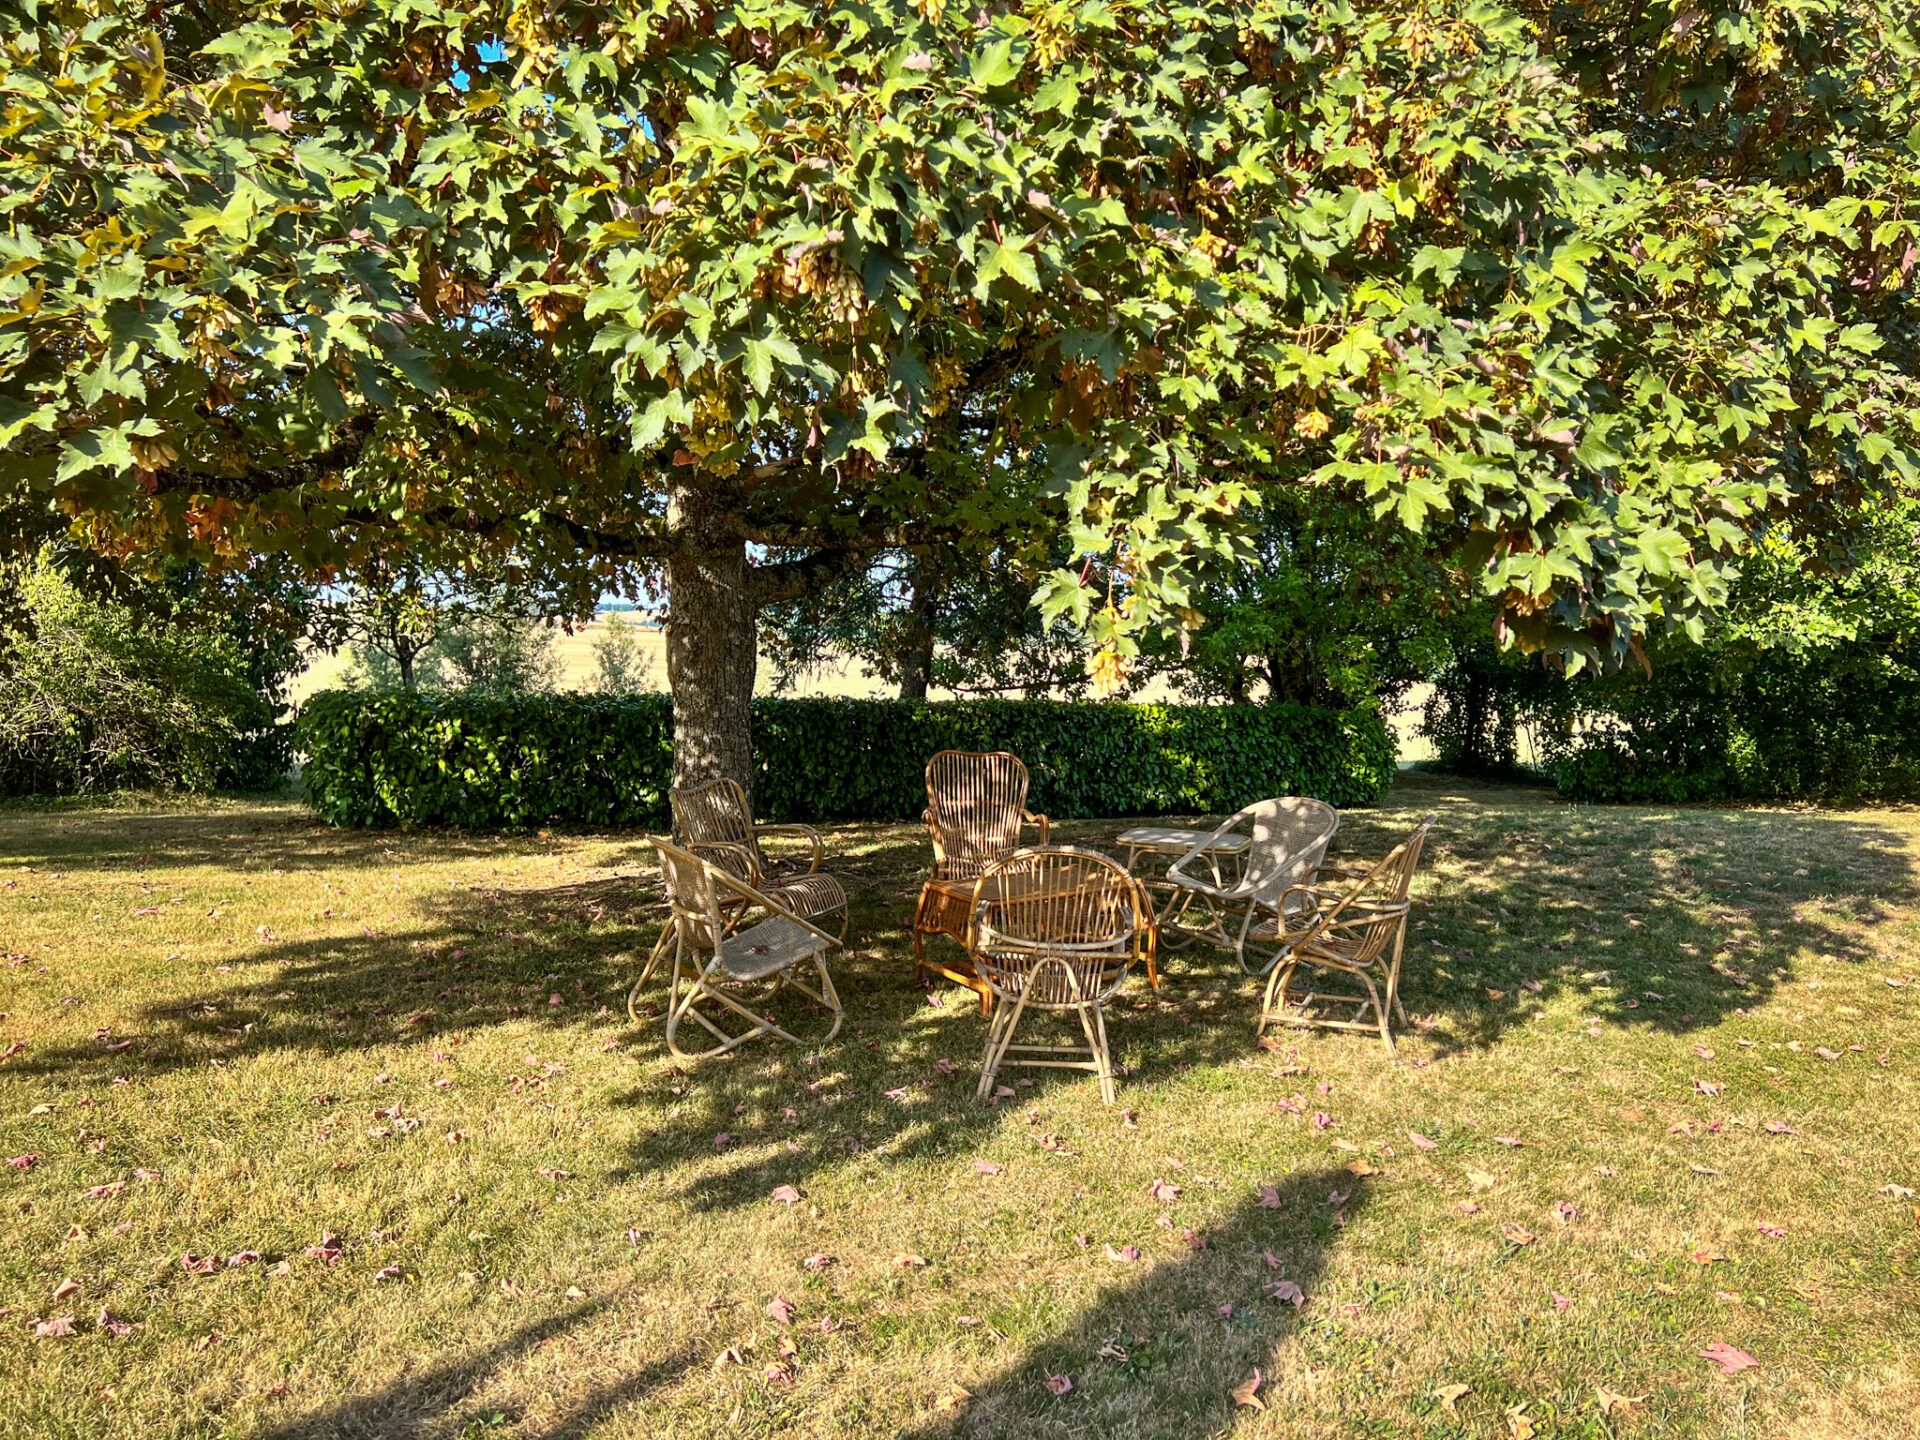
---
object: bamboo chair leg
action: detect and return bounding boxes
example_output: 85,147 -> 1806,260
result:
1084,1003 -> 1117,1106
1259,955 -> 1298,1033
1356,968 -> 1394,1053
976,992 -> 1020,1101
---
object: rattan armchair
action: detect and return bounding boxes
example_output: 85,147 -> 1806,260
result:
912,750 -> 1051,1010
632,779 -> 850,1005
1257,817 -> 1435,1053
1158,797 -> 1339,974
646,836 -> 844,1061
967,847 -> 1155,1105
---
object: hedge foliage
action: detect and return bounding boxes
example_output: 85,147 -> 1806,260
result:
298,690 -> 1397,830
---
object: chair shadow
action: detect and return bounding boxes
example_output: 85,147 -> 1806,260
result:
900,1168 -> 1366,1439
241,1294 -> 698,1439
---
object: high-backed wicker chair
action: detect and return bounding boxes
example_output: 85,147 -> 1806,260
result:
967,847 -> 1155,1105
631,779 -> 850,1005
1257,817 -> 1435,1053
669,778 -> 847,935
647,836 -> 844,1061
912,750 -> 1050,1011
1158,798 -> 1339,974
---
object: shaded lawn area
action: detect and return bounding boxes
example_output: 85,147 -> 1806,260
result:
1,773 -> 1916,1439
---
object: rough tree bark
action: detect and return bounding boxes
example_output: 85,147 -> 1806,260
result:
664,485 -> 758,794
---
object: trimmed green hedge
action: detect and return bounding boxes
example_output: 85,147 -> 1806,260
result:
298,690 -> 1396,830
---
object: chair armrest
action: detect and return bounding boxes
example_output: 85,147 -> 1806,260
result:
709,866 -> 844,948
1024,810 -> 1051,844
753,822 -> 824,873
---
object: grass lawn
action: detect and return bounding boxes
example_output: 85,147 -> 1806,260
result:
1,773 -> 1916,1439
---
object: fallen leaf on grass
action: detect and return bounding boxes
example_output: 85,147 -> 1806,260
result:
1345,1159 -> 1379,1176
1690,1246 -> 1726,1265
1594,1383 -> 1645,1415
6,1154 -> 37,1171
893,1253 -> 929,1269
1756,1222 -> 1787,1238
1105,1244 -> 1140,1263
974,1159 -> 1001,1176
1501,1224 -> 1535,1247
769,1184 -> 802,1205
1467,1169 -> 1498,1190
1552,1200 -> 1578,1225
535,1167 -> 572,1181
373,1265 -> 403,1283
1762,1120 -> 1795,1135
81,1181 -> 124,1200
1878,1183 -> 1916,1200
1700,1341 -> 1759,1376
1506,1402 -> 1536,1439
764,1296 -> 795,1324
1045,1373 -> 1072,1396
50,1279 -> 80,1303
1148,1177 -> 1180,1203
1694,1078 -> 1724,1097
1265,1278 -> 1305,1306
801,1253 -> 835,1270
1231,1367 -> 1265,1410
1493,1136 -> 1524,1148
181,1253 -> 217,1275
1434,1382 -> 1471,1414
34,1316 -> 75,1340
1409,1132 -> 1439,1151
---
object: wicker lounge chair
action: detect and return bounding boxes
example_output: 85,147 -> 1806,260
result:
1257,817 -> 1435,1052
646,836 -> 844,1061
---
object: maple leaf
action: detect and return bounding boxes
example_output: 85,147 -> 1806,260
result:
1493,1136 -> 1524,1148
974,1159 -> 1001,1176
1552,1200 -> 1577,1225
1501,1224 -> 1535,1247
34,1316 -> 76,1340
1694,1078 -> 1724,1096
764,1296 -> 795,1324
769,1184 -> 802,1205
1256,1184 -> 1282,1209
1045,1373 -> 1073,1396
1699,1341 -> 1759,1376
1105,1244 -> 1140,1263
1506,1402 -> 1536,1439
1148,1177 -> 1180,1203
801,1253 -> 835,1270
1265,1278 -> 1305,1306
51,1278 -> 80,1302
1433,1382 -> 1471,1414
1762,1120 -> 1795,1135
893,1253 -> 930,1268
6,1154 -> 38,1170
1231,1367 -> 1265,1410
1409,1131 -> 1439,1150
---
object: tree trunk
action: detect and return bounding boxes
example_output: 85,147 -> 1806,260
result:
665,489 -> 758,794
896,555 -> 941,701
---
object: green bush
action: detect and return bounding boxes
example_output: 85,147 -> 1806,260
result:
0,558 -> 281,796
297,690 -> 1397,830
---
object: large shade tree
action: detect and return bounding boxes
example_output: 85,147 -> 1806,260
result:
3,1 -> 1916,788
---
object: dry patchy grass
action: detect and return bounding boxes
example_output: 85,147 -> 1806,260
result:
0,775 -> 1916,1439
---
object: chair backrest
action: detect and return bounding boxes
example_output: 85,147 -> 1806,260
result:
1313,816 -> 1436,963
968,846 -> 1148,1003
671,778 -> 762,879
651,835 -> 725,956
925,750 -> 1033,880
1240,797 -> 1340,908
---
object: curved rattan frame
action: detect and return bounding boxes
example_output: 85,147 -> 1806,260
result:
1256,817 -> 1435,1053
966,846 -> 1155,1105
1157,797 -> 1339,974
642,836 -> 845,1061
912,750 -> 1051,1011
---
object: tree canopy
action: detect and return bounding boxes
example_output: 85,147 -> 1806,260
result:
3,0 -> 1916,781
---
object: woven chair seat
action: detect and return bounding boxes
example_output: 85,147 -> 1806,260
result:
720,915 -> 835,981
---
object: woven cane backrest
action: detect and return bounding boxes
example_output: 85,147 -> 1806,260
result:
1241,798 -> 1340,908
652,836 -> 725,957
926,750 -> 1033,881
671,778 -> 762,880
970,847 -> 1143,1006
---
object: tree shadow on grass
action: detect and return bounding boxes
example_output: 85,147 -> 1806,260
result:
903,1168 -> 1366,1440
1346,775 -> 1920,1055
15,776 -> 1916,1090
244,1294 -> 698,1440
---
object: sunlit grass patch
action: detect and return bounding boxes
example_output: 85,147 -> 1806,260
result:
1,776 -> 1916,1438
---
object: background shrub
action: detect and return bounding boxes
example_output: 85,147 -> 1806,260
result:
298,690 -> 1397,830
0,557 -> 280,795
